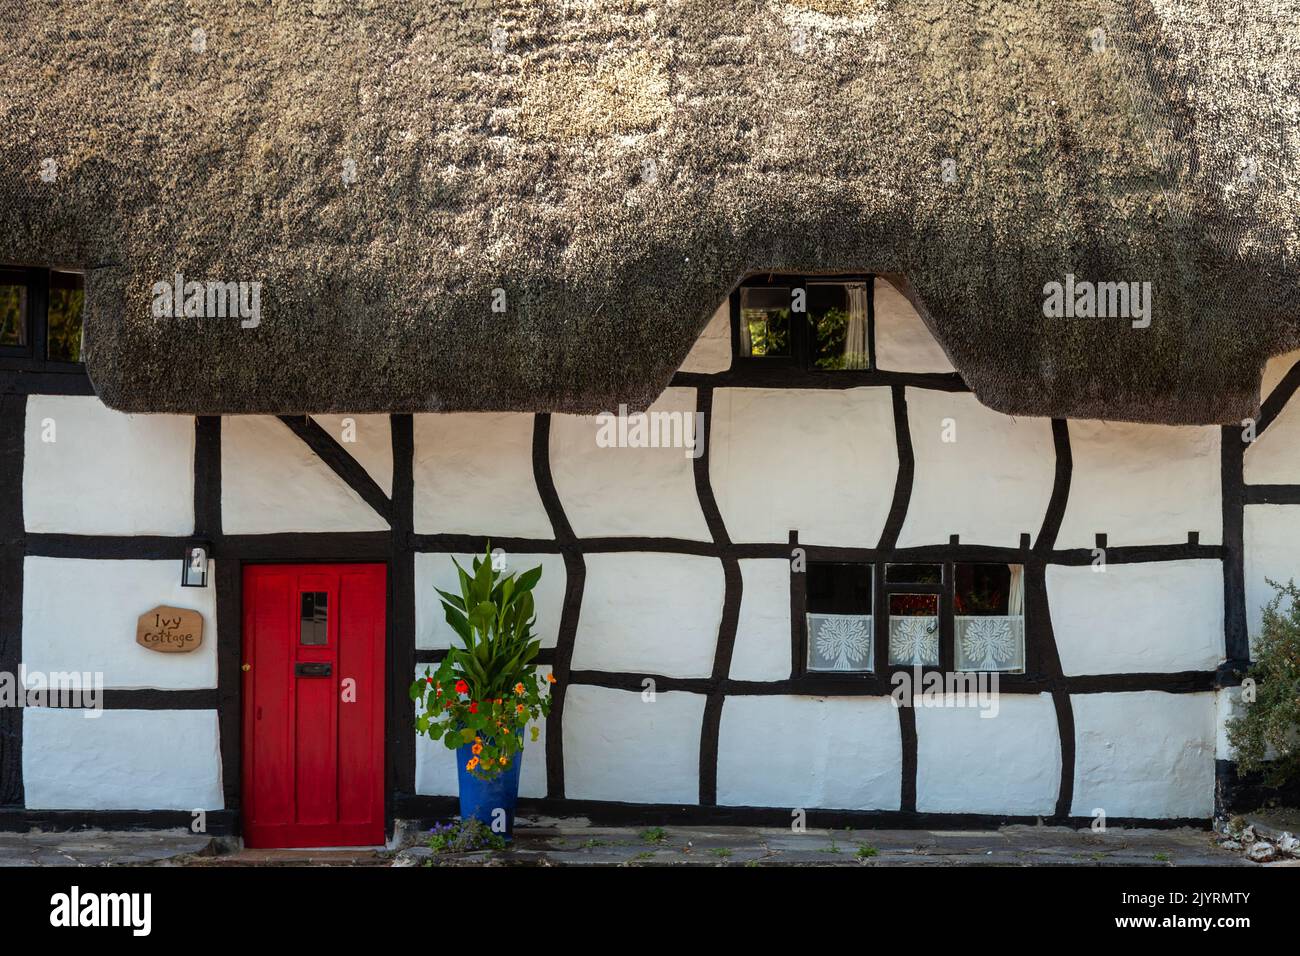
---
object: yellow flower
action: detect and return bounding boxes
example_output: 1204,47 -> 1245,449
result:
499,756 -> 508,766
466,757 -> 479,771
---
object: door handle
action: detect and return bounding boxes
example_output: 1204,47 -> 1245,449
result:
242,663 -> 251,672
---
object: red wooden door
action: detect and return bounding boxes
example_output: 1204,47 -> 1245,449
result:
241,563 -> 387,848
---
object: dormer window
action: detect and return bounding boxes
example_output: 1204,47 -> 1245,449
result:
734,275 -> 874,370
0,267 -> 85,367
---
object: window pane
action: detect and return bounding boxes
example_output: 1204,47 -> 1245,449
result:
806,562 -> 872,672
739,287 -> 791,357
885,563 -> 942,585
809,282 -> 870,370
954,563 -> 1025,672
47,270 -> 84,362
300,591 -> 329,645
0,277 -> 26,347
888,593 -> 940,665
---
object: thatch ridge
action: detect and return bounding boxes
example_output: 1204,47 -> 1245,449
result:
2,0 -> 1299,423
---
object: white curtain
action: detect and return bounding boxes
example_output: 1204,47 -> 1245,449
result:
843,283 -> 869,369
1007,564 -> 1025,616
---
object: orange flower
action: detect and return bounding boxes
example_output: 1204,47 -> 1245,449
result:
498,756 -> 507,766
514,682 -> 525,695
466,757 -> 479,771
471,742 -> 483,755
546,674 -> 557,684
516,703 -> 525,714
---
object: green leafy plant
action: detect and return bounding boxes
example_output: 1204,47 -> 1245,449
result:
1226,579 -> 1300,785
426,819 -> 506,854
409,546 -> 554,780
639,827 -> 667,845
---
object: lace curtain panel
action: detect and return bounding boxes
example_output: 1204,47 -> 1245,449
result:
806,612 -> 873,671
888,615 -> 941,666
955,616 -> 1025,672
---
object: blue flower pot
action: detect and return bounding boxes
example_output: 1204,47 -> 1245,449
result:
455,737 -> 524,840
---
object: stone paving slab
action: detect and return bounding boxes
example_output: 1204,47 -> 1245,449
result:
0,829 -> 216,867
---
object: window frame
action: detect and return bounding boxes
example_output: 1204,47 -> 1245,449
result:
794,558 -> 1027,680
731,273 -> 877,373
0,265 -> 87,374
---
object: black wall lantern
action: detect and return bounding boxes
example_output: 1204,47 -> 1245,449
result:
182,542 -> 210,588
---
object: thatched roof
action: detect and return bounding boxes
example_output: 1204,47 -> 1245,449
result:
3,0 -> 1300,423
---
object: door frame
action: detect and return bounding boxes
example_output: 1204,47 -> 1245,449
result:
226,554 -> 397,846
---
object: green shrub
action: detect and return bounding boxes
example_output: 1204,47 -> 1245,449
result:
1226,579 -> 1300,785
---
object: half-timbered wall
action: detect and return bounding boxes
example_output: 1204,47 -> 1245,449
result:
2,276 -> 1287,830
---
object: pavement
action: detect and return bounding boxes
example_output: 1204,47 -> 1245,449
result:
393,819 -> 1257,867
0,818 -> 1276,866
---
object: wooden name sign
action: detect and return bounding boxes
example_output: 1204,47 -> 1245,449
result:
136,606 -> 204,653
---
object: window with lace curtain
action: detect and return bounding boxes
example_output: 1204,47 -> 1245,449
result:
736,276 -> 873,370
953,563 -> 1026,673
805,562 -> 873,673
798,559 -> 1026,677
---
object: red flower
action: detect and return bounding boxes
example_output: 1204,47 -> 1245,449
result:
469,701 -> 479,714
425,677 -> 433,684
455,679 -> 468,694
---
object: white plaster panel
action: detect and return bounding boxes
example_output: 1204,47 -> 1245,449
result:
1070,691 -> 1215,819
1216,687 -> 1244,761
873,277 -> 956,373
729,559 -> 793,681
1055,420 -> 1221,548
415,551 -> 565,650
897,390 -> 1055,548
549,387 -> 710,540
23,708 -> 223,810
311,414 -> 393,496
1244,368 -> 1300,483
23,395 -> 194,535
22,557 -> 217,689
222,415 -> 387,533
710,387 -> 897,546
1243,504 -> 1300,640
717,696 -> 901,809
1047,561 -> 1224,675
413,413 -> 554,538
571,553 -> 722,677
562,686 -> 706,803
678,302 -> 731,373
412,666 -> 549,799
915,693 -> 1060,814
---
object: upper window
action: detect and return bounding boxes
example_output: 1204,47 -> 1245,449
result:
0,266 -> 85,367
735,275 -> 873,370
